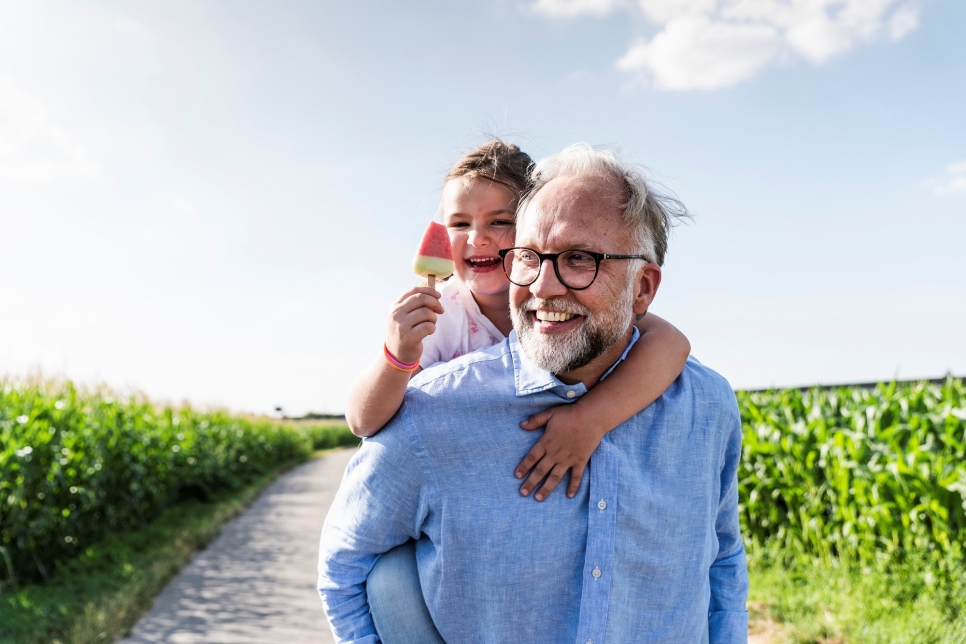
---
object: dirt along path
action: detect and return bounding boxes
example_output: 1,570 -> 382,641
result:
120,448 -> 356,644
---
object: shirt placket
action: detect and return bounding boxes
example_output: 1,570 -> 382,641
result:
574,441 -> 619,644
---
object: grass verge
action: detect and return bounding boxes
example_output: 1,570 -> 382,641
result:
0,450 -> 338,644
748,557 -> 966,643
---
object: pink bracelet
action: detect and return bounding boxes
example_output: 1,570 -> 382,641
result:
384,344 -> 420,372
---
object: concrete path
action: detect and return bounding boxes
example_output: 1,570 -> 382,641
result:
120,448 -> 356,644
120,447 -> 769,643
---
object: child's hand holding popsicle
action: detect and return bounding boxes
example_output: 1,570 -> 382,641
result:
385,285 -> 445,366
385,222 -> 456,367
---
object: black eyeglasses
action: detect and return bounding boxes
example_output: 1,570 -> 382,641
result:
498,247 -> 651,290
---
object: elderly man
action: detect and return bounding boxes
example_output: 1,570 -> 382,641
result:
319,144 -> 748,643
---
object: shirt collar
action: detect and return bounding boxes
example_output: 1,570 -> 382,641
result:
455,279 -> 507,341
508,326 -> 641,400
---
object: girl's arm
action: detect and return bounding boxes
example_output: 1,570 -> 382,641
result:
514,313 -> 690,500
344,286 -> 442,437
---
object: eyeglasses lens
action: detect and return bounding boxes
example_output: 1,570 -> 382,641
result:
502,249 -> 598,289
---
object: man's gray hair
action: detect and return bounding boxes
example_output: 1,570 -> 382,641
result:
517,143 -> 687,266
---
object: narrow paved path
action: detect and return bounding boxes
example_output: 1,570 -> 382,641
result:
121,447 -> 770,643
120,448 -> 356,644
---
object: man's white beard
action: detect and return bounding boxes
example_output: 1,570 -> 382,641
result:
512,286 -> 634,375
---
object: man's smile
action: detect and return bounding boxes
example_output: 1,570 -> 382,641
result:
532,315 -> 582,332
535,310 -> 577,322
527,307 -> 585,333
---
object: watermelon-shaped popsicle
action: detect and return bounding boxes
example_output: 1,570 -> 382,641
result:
412,221 -> 454,288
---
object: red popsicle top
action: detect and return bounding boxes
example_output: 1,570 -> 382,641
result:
416,221 -> 453,260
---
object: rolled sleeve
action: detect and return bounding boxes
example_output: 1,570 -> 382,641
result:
709,407 -> 749,643
318,413 -> 430,643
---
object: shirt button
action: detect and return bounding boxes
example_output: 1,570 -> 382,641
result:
597,499 -> 607,510
566,390 -> 576,398
592,567 -> 602,579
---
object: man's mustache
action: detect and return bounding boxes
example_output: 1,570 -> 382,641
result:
517,297 -> 591,318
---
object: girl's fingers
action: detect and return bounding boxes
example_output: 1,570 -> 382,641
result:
520,409 -> 553,431
391,306 -> 438,336
566,464 -> 586,498
392,288 -> 421,307
534,463 -> 569,501
389,307 -> 437,352
409,321 -> 436,338
386,286 -> 443,363
397,292 -> 445,315
414,286 -> 442,298
515,443 -> 546,479
388,309 -> 438,362
519,454 -> 553,498
402,308 -> 438,330
394,286 -> 441,304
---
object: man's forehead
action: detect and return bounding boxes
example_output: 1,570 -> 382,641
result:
518,174 -> 628,250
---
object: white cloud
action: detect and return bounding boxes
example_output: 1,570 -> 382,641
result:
0,77 -> 101,183
887,4 -> 919,40
535,0 -> 922,90
618,14 -> 781,90
927,161 -> 966,195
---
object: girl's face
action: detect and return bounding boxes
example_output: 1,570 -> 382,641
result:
441,177 -> 517,298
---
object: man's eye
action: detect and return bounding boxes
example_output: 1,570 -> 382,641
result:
564,252 -> 596,269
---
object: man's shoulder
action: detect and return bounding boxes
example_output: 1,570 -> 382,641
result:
675,356 -> 739,414
383,340 -> 516,448
410,339 -> 513,394
682,356 -> 732,391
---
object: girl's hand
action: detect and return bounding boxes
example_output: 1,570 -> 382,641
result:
385,286 -> 444,365
514,403 -> 605,501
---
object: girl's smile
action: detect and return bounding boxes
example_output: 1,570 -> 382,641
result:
464,255 -> 502,273
440,177 -> 517,304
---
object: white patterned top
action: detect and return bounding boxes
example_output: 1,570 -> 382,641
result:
419,279 -> 506,368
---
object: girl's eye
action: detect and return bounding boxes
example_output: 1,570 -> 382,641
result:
492,220 -> 514,227
447,222 -> 469,229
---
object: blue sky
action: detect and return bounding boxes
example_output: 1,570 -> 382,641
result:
1,0 -> 963,415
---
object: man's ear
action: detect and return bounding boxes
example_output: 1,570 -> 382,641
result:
632,263 -> 662,318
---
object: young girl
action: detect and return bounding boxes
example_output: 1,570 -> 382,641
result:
346,140 -> 691,502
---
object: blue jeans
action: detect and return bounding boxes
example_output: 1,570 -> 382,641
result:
368,540 -> 446,644
368,540 -> 711,644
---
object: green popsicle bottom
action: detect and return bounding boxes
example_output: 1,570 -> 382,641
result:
413,256 -> 455,279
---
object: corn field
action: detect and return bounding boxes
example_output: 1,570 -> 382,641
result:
0,379 -> 355,586
738,377 -> 966,571
3,375 -> 965,592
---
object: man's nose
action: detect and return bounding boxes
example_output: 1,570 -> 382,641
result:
529,259 -> 568,299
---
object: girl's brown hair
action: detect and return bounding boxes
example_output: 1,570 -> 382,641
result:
444,140 -> 534,198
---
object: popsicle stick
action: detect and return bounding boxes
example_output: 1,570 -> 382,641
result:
428,275 -> 436,289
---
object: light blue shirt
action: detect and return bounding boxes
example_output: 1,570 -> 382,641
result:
319,329 -> 748,643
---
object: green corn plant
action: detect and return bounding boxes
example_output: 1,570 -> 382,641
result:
0,378 -> 353,585
738,377 -> 966,572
